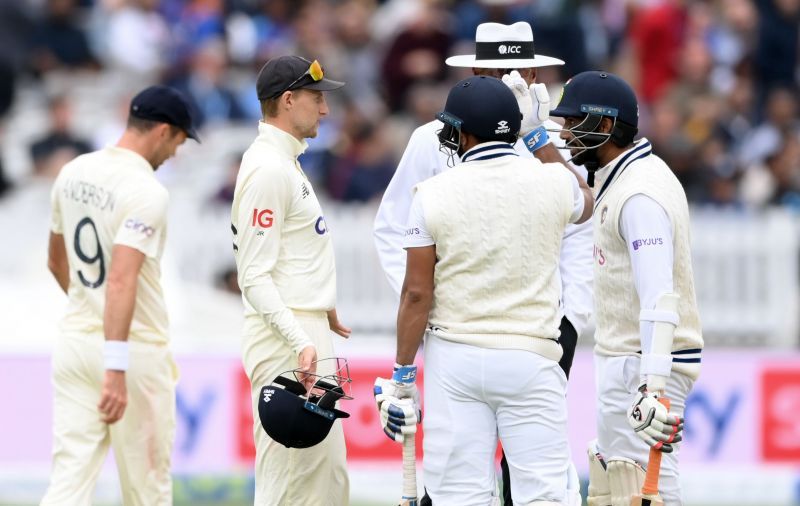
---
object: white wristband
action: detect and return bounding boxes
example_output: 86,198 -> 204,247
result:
103,341 -> 129,371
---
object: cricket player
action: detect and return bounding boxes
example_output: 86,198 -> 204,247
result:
231,55 -> 351,505
550,71 -> 703,506
44,85 -> 199,505
375,75 -> 594,505
373,21 -> 592,504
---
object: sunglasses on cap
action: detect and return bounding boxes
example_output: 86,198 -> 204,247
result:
271,59 -> 324,99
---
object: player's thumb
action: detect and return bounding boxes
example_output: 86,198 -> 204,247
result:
530,82 -> 551,117
298,345 -> 316,371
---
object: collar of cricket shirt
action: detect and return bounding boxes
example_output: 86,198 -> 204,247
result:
460,141 -> 518,163
258,121 -> 309,159
592,137 -> 652,209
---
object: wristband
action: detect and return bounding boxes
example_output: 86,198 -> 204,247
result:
523,126 -> 548,153
392,363 -> 417,384
103,340 -> 129,371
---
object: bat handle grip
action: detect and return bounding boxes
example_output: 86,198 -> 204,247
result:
402,433 -> 417,501
642,396 -> 670,496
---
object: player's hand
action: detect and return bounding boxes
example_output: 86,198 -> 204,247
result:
297,345 -> 318,393
327,308 -> 351,338
502,70 -> 536,136
374,364 -> 421,443
98,370 -> 127,424
627,386 -> 683,452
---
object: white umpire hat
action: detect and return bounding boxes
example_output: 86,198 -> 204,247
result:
445,22 -> 565,69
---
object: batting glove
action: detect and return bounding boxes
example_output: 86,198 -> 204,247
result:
627,385 -> 683,453
374,364 -> 421,443
501,71 -> 551,152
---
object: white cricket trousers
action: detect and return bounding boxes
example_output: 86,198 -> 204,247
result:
423,336 -> 569,506
594,354 -> 695,506
41,334 -> 178,506
241,310 -> 349,506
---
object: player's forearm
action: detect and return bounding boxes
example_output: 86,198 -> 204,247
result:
395,286 -> 432,364
243,281 -> 314,353
103,276 -> 137,342
534,144 -> 593,222
47,233 -> 70,294
48,260 -> 70,294
534,142 -> 591,193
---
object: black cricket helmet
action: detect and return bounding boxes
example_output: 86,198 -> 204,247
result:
436,75 -> 521,164
258,358 -> 353,449
549,71 -> 639,174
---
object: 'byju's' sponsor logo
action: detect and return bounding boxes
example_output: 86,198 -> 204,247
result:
632,238 -> 663,251
405,227 -> 420,236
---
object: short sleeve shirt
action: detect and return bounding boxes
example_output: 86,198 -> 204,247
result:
50,146 -> 170,344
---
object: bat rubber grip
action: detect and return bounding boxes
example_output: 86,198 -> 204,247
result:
642,397 -> 670,496
402,434 -> 417,502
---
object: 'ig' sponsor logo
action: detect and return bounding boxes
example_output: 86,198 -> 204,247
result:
252,208 -> 274,228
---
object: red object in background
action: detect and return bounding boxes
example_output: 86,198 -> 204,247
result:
761,368 -> 800,461
236,366 -> 256,462
629,3 -> 687,104
342,360 -> 424,460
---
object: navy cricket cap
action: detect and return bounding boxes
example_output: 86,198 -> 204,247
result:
130,85 -> 201,142
256,55 -> 345,100
258,376 -> 349,449
437,75 -> 521,142
551,71 -> 639,128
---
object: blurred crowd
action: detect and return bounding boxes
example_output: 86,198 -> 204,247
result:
0,0 -> 798,210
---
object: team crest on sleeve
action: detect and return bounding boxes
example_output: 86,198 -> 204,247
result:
556,79 -> 570,107
600,205 -> 609,224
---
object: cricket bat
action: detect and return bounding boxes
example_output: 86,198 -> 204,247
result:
631,396 -> 671,506
399,433 -> 418,506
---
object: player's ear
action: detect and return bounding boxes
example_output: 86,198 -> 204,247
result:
155,122 -> 172,139
600,117 -> 615,134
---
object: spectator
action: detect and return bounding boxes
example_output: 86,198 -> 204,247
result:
380,2 -> 453,111
327,119 -> 396,203
754,0 -> 800,107
167,0 -> 227,68
102,0 -> 171,76
629,0 -> 689,105
741,132 -> 800,209
169,38 -> 248,127
30,0 -> 98,76
29,95 -> 92,179
739,86 -> 800,167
